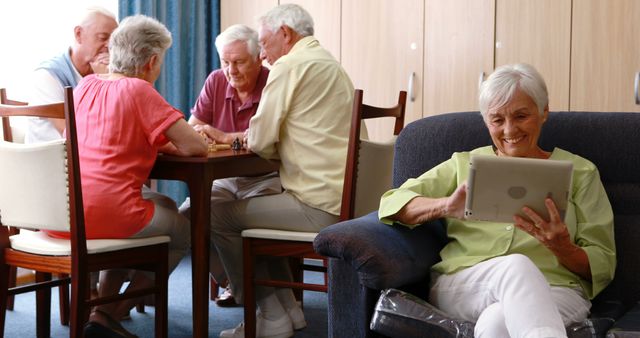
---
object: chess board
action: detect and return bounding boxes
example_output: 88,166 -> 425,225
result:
207,143 -> 231,153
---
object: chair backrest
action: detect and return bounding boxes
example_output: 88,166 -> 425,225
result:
0,87 -> 87,250
0,139 -> 69,230
0,88 -> 28,142
339,89 -> 407,221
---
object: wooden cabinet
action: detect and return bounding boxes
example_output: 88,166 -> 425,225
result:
221,0 -> 640,124
220,0 -> 277,30
423,0 -> 494,116
341,0 -> 424,141
281,0 -> 341,61
495,0 -> 572,112
424,0 -> 571,115
570,0 -> 640,112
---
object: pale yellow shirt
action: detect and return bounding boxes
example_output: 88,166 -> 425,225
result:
248,36 -> 354,215
379,146 -> 616,299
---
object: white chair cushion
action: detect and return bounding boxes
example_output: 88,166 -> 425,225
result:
0,139 -> 70,231
10,230 -> 170,256
241,229 -> 317,242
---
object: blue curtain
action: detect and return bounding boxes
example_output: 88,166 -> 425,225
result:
119,0 -> 221,203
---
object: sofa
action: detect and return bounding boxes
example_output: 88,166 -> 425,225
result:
314,111 -> 640,337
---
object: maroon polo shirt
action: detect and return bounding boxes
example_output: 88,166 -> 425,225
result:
190,66 -> 269,132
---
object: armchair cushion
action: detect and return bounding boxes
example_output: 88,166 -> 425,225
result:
314,211 -> 448,290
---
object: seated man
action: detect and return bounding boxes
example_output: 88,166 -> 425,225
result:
178,24 -> 281,306
25,6 -> 118,143
211,4 -> 355,338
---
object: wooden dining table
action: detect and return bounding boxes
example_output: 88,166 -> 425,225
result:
149,149 -> 279,337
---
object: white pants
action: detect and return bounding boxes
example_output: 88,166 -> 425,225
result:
430,254 -> 591,338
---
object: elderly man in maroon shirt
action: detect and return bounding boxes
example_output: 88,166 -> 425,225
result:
179,24 -> 281,307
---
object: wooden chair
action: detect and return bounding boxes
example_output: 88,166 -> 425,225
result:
0,88 -> 72,326
0,88 -> 22,142
0,87 -> 170,338
241,89 -> 407,337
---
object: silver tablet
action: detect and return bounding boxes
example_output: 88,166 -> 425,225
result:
464,154 -> 573,223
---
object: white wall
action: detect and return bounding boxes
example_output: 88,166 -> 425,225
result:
0,0 -> 118,100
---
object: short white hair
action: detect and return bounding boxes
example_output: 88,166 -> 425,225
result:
76,6 -> 117,27
109,15 -> 172,76
479,63 -> 548,118
258,3 -> 314,37
215,24 -> 260,59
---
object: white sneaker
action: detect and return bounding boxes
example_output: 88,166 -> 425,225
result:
287,305 -> 307,330
219,312 -> 293,338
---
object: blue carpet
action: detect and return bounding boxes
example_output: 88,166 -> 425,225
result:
3,255 -> 328,337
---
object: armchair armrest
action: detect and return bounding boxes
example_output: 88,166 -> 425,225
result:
314,211 -> 448,290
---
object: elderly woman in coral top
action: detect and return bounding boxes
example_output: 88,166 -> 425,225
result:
68,14 -> 207,337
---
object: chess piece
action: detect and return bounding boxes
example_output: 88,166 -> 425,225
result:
232,137 -> 242,151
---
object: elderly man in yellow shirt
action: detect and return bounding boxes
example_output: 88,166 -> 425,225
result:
210,4 -> 356,338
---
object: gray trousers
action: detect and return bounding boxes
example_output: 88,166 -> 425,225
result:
210,191 -> 338,303
180,173 -> 281,283
131,189 -> 191,274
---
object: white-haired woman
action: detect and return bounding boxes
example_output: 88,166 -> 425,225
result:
379,63 -> 615,337
58,14 -> 207,337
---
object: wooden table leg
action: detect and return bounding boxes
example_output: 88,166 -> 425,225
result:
187,168 -> 214,338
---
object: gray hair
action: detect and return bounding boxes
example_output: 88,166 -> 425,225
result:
215,24 -> 260,59
258,4 -> 314,37
77,6 -> 117,27
479,63 -> 548,118
109,15 -> 172,76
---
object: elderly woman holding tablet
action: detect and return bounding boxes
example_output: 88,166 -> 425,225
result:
378,63 -> 615,337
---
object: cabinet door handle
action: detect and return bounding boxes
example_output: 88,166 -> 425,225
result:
635,72 -> 639,105
408,72 -> 416,102
478,72 -> 485,89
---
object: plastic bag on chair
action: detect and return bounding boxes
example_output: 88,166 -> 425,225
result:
370,288 -> 474,338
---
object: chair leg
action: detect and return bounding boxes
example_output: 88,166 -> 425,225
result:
155,249 -> 169,338
58,273 -> 70,325
136,298 -> 146,313
0,263 -> 10,335
5,228 -> 18,311
6,266 -> 16,311
70,272 -> 91,338
243,238 -> 257,338
35,272 -> 52,338
290,257 -> 303,306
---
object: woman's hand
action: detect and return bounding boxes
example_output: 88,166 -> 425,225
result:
192,124 -> 243,145
514,198 -> 572,251
445,182 -> 467,219
392,182 -> 467,225
513,198 -> 592,280
193,124 -> 224,143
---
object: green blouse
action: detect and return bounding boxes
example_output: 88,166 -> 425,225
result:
379,146 -> 615,299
